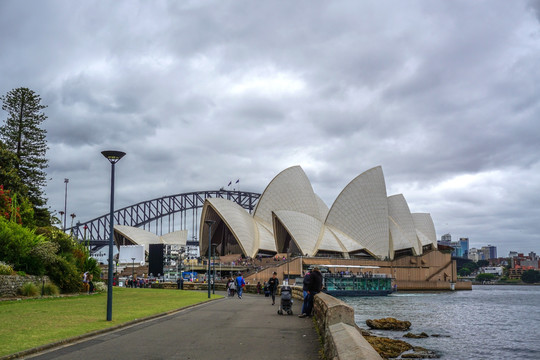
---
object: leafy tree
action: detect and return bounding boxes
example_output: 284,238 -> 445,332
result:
477,260 -> 489,267
475,273 -> 496,282
521,270 -> 540,284
0,88 -> 48,210
0,141 -> 27,195
458,268 -> 471,277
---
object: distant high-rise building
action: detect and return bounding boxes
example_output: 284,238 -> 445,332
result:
480,245 -> 497,260
508,251 -> 518,258
459,238 -> 469,258
439,233 -> 452,247
468,248 -> 479,262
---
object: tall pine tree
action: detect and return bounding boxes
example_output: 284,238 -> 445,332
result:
0,87 -> 48,208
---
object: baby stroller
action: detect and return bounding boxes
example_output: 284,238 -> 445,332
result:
277,286 -> 293,315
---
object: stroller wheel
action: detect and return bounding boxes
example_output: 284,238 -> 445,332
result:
278,310 -> 283,315
287,310 -> 293,315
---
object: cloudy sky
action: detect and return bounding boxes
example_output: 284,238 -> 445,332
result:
1,0 -> 539,257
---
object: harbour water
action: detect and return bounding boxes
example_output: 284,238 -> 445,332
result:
341,285 -> 540,359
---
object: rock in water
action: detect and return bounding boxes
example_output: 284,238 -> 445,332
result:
366,317 -> 412,331
404,332 -> 429,338
363,334 -> 413,358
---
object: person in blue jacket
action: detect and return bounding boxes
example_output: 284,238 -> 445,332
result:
235,272 -> 245,299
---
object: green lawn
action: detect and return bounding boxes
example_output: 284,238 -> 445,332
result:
0,287 -> 221,357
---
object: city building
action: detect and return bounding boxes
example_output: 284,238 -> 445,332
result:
468,248 -> 480,262
480,245 -> 497,260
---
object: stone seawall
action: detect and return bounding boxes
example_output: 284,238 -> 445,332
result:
0,275 -> 50,297
312,292 -> 382,360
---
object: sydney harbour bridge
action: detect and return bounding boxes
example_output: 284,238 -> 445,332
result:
69,190 -> 261,248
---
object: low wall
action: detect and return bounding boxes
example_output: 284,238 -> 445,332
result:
0,275 -> 50,297
312,291 -> 382,360
396,280 -> 472,291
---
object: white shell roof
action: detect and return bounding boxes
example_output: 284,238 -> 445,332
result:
315,195 -> 330,220
411,213 -> 438,249
198,165 -> 437,260
388,194 -> 422,255
254,166 -> 322,224
205,197 -> 256,257
161,230 -> 188,245
114,225 -> 160,246
325,166 -> 390,259
317,226 -> 347,254
273,210 -> 323,256
255,219 -> 277,252
325,225 -> 365,254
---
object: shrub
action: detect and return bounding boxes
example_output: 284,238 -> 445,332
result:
46,256 -> 83,293
43,282 -> 60,296
16,270 -> 26,276
0,217 -> 46,274
521,269 -> 540,284
93,282 -> 107,293
19,282 -> 39,297
0,262 -> 14,275
476,273 -> 496,282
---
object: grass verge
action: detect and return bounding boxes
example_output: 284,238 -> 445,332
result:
0,287 -> 221,357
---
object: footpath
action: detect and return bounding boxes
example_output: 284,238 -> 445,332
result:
26,291 -> 321,360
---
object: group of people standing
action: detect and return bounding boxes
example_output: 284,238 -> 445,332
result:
82,272 -> 94,294
226,272 -> 246,298
226,267 -> 323,319
298,267 -> 322,318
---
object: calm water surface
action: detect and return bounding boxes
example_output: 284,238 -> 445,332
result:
341,285 -> 540,359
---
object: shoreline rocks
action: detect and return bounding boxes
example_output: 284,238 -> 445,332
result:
360,320 -> 440,358
404,332 -> 429,338
366,317 -> 411,331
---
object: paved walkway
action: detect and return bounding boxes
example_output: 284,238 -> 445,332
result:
27,292 -> 320,360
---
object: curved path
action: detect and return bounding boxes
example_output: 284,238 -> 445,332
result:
28,292 -> 320,360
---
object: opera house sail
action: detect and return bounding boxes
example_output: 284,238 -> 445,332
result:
199,165 -> 438,261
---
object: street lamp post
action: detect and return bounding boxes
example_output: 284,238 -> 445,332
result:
63,178 -> 69,231
205,220 -> 215,299
70,213 -> 76,236
131,257 -> 136,287
212,244 -> 217,294
102,150 -> 126,321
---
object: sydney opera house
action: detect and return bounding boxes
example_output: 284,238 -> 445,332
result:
200,166 -> 467,290
200,166 -> 437,260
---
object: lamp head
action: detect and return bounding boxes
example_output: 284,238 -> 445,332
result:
101,150 -> 126,164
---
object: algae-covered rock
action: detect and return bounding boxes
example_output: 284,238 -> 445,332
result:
366,317 -> 411,331
404,332 -> 429,338
363,334 -> 413,358
401,346 -> 440,358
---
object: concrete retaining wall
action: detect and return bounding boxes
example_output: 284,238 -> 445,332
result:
0,275 -> 50,297
312,292 -> 382,360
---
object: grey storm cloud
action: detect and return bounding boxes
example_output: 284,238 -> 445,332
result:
1,0 -> 539,256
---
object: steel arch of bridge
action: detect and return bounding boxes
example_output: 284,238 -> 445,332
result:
71,190 -> 261,246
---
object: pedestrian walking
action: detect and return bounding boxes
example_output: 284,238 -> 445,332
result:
235,272 -> 245,299
268,271 -> 279,305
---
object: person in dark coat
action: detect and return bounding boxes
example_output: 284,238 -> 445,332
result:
300,270 -> 311,315
267,272 -> 279,305
299,267 -> 322,318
